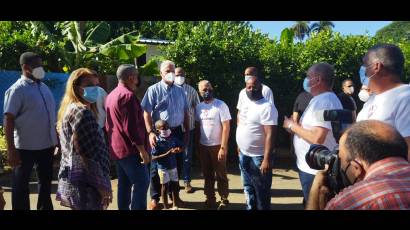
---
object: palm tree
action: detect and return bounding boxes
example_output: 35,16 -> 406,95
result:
291,21 -> 310,41
309,21 -> 335,34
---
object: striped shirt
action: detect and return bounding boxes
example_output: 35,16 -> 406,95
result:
180,83 -> 200,131
141,80 -> 188,128
325,157 -> 410,210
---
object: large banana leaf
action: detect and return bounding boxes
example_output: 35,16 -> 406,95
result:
99,33 -> 146,61
61,21 -> 87,52
280,28 -> 294,46
139,58 -> 160,76
85,22 -> 110,46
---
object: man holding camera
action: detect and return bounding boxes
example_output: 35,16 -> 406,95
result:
283,62 -> 343,204
356,44 -> 410,160
307,120 -> 410,210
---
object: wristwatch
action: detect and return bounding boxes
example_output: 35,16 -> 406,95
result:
148,130 -> 155,135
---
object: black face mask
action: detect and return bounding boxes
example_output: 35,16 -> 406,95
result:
340,161 -> 360,188
202,90 -> 213,101
246,89 -> 263,101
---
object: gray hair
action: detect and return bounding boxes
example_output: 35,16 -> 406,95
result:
367,44 -> 404,77
116,64 -> 137,81
309,62 -> 335,89
198,80 -> 212,90
160,60 -> 175,72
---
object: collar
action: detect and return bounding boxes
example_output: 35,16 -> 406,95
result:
160,79 -> 173,90
21,75 -> 35,84
118,82 -> 134,93
364,157 -> 409,180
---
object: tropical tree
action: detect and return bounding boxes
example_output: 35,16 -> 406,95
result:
291,21 -> 310,41
309,21 -> 335,34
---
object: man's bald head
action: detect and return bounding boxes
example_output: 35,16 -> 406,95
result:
307,62 -> 335,89
342,120 -> 408,164
245,67 -> 258,77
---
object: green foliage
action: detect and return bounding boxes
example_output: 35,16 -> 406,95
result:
376,21 -> 410,43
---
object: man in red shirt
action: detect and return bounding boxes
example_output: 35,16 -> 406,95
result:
105,64 -> 150,210
307,120 -> 410,210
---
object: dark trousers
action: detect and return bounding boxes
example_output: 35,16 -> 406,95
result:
150,126 -> 184,201
199,144 -> 229,201
12,147 -> 54,210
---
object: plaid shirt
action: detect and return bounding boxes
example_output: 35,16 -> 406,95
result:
326,157 -> 410,210
57,103 -> 111,209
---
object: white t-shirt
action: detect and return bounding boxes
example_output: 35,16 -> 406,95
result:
357,84 -> 410,137
236,98 -> 278,157
195,99 -> 232,146
293,92 -> 343,175
237,84 -> 274,122
96,86 -> 108,129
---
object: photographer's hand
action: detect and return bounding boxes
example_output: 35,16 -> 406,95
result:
306,164 -> 330,210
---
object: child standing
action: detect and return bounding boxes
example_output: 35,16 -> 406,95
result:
151,120 -> 184,210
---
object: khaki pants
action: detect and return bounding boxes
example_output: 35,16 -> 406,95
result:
199,144 -> 229,201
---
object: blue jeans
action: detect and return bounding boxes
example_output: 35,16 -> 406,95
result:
238,151 -> 273,210
116,154 -> 149,210
183,130 -> 195,183
298,170 -> 315,203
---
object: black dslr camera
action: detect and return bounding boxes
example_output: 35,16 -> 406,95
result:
305,144 -> 346,196
314,109 -> 354,142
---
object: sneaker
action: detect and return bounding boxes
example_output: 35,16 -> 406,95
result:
217,199 -> 229,210
184,182 -> 195,193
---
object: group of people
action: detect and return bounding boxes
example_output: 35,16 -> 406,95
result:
1,43 -> 410,210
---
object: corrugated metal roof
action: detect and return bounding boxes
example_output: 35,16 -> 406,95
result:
138,38 -> 174,45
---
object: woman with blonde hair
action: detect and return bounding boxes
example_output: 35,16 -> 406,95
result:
56,68 -> 112,210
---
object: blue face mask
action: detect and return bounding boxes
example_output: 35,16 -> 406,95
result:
303,77 -> 311,93
359,65 -> 369,86
82,86 -> 100,103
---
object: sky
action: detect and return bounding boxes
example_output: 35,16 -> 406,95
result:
250,21 -> 392,39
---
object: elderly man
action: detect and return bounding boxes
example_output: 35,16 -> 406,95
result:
3,52 -> 58,210
195,80 -> 231,210
236,75 -> 278,210
141,60 -> 189,210
105,64 -> 150,210
356,44 -> 410,160
283,62 -> 343,205
174,67 -> 200,193
307,120 -> 410,210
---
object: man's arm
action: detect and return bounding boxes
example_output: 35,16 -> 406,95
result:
4,114 -> 20,167
151,149 -> 173,161
218,120 -> 230,161
183,111 -> 189,145
284,116 -> 329,145
143,110 -> 157,148
306,167 -> 330,210
260,125 -> 276,174
292,112 -> 299,123
405,137 -> 410,160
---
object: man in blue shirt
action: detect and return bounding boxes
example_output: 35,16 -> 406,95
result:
141,60 -> 189,210
3,52 -> 58,210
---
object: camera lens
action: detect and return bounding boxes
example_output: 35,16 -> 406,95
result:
305,144 -> 337,170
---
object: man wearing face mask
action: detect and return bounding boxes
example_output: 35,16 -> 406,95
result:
236,75 -> 278,210
357,85 -> 371,104
195,80 -> 231,209
307,120 -> 410,210
105,64 -> 150,210
356,44 -> 410,160
237,67 -> 274,125
174,67 -> 200,193
337,79 -> 357,121
3,52 -> 58,210
283,63 -> 343,206
141,60 -> 189,210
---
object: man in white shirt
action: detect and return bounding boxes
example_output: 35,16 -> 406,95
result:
283,62 -> 343,205
236,75 -> 278,210
356,44 -> 410,160
195,80 -> 231,210
237,67 -> 274,125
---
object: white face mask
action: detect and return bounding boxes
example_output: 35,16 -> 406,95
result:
174,76 -> 185,85
358,89 -> 370,102
347,86 -> 354,95
165,72 -> 175,82
32,66 -> 45,80
159,129 -> 172,138
244,75 -> 252,82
